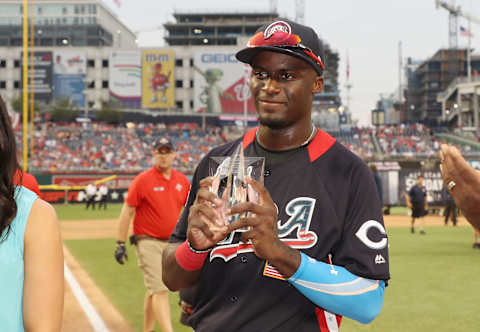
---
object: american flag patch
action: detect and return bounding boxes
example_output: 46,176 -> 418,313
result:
263,261 -> 286,280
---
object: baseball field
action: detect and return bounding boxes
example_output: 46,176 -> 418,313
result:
59,204 -> 480,332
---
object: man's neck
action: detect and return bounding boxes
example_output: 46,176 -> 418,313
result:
155,166 -> 172,179
256,123 -> 315,151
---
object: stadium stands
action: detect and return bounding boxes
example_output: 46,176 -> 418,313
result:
15,122 -> 480,174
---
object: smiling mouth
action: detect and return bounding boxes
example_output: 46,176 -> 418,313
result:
259,100 -> 287,105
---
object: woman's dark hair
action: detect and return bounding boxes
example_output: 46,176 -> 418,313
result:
0,95 -> 18,241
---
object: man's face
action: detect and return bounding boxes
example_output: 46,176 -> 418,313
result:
153,146 -> 176,170
249,51 -> 323,129
417,176 -> 424,186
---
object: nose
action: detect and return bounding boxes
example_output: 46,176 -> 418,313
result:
262,78 -> 280,95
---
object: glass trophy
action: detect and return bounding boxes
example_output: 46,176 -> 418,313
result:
208,145 -> 265,224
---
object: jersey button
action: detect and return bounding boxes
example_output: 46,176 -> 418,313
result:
264,169 -> 271,177
240,256 -> 247,263
230,296 -> 238,303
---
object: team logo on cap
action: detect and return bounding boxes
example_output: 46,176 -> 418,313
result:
263,21 -> 291,40
158,138 -> 169,145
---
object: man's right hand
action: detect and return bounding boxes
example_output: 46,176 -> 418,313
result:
187,177 -> 229,251
439,144 -> 480,229
114,240 -> 128,264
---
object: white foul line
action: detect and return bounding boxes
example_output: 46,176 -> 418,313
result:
64,262 -> 110,332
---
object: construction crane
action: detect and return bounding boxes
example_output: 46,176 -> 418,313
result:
295,0 -> 305,24
435,0 -> 480,49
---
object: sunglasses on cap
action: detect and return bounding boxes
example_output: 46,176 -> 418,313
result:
247,31 -> 325,71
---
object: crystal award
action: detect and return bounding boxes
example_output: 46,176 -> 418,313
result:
208,145 -> 265,224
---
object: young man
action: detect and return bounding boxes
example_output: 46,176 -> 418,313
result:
114,138 -> 190,332
405,174 -> 428,235
162,19 -> 389,332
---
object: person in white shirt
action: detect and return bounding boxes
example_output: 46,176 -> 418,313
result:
98,184 -> 109,210
85,183 -> 97,210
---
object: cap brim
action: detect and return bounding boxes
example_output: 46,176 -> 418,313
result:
154,143 -> 174,150
236,46 -> 323,76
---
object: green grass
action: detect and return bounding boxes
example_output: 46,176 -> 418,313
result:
65,226 -> 480,332
342,226 -> 480,331
64,238 -> 192,332
54,203 -> 123,220
389,206 -> 408,215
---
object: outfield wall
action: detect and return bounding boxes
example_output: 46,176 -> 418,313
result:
33,164 -> 447,206
35,172 -> 138,204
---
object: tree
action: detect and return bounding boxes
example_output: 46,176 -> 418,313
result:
10,96 -> 42,114
50,97 -> 79,122
94,100 -> 124,123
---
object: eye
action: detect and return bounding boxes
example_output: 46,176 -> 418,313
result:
280,72 -> 294,80
253,71 -> 268,80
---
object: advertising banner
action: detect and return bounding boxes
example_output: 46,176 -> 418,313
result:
21,51 -> 53,103
193,49 -> 256,114
40,189 -> 128,204
53,51 -> 86,108
398,170 -> 445,206
109,50 -> 142,108
141,50 -> 175,108
53,51 -> 86,75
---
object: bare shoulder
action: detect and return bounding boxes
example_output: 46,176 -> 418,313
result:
25,199 -> 60,239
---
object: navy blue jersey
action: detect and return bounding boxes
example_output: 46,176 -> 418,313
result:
170,128 -> 390,332
408,185 -> 426,204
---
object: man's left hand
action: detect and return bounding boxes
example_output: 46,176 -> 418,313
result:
114,241 -> 128,264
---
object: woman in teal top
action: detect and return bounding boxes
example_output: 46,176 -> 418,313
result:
0,96 -> 64,332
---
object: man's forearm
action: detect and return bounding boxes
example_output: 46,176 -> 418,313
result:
162,242 -> 203,291
117,204 -> 134,242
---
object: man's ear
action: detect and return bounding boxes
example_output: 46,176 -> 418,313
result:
312,76 -> 323,94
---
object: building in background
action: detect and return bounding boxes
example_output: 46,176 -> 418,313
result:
163,10 -> 342,123
0,5 -> 342,124
405,48 -> 480,126
0,0 -> 136,111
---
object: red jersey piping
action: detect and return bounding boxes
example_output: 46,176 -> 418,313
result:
308,129 -> 336,162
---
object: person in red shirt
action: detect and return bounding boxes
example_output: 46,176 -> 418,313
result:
13,170 -> 41,196
114,137 -> 190,332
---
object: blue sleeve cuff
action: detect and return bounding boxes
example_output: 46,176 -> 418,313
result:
287,252 -> 385,324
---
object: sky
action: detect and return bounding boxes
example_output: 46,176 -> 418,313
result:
103,0 -> 480,126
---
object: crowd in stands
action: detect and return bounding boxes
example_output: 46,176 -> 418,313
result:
17,122 -> 226,174
375,123 -> 440,158
14,121 -> 479,174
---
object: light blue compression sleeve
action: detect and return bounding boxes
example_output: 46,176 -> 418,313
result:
288,253 -> 385,324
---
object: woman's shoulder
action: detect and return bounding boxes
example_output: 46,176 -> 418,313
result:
25,199 -> 59,242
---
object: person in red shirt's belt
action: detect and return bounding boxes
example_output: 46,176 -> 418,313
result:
13,170 -> 41,196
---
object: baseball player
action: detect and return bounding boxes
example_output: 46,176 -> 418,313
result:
162,19 -> 389,332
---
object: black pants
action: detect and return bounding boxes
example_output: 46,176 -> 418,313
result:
98,197 -> 107,210
444,201 -> 457,225
86,196 -> 96,210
